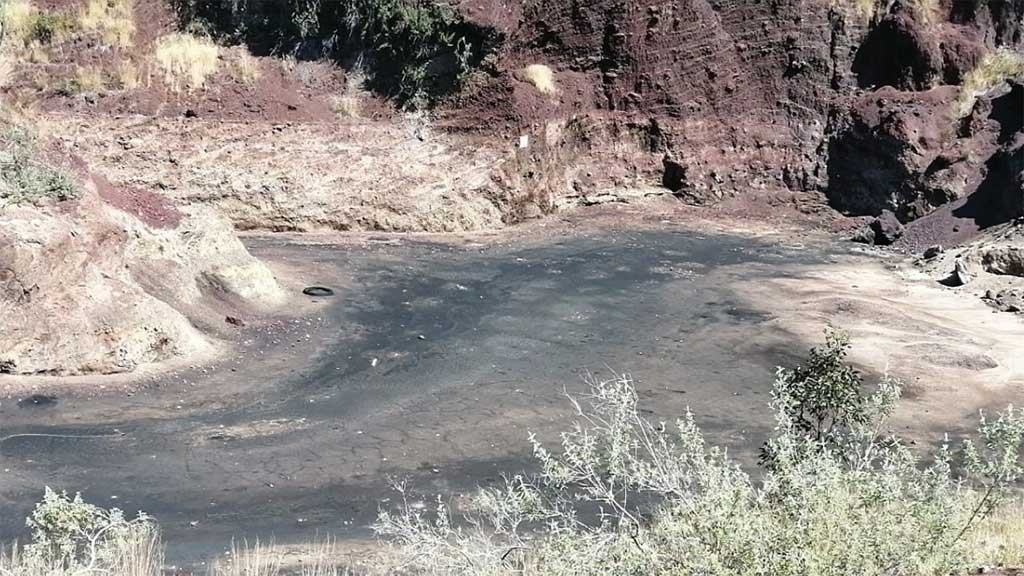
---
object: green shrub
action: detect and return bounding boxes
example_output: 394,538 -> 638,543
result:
0,129 -> 79,205
375,334 -> 1024,575
173,0 -> 487,107
1,487 -> 162,576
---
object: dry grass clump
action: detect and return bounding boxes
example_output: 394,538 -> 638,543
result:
966,496 -> 1024,568
154,33 -> 220,92
0,0 -> 35,42
841,0 -> 939,24
1,1 -> 76,61
232,49 -> 262,83
79,0 -> 135,49
332,67 -> 368,119
332,95 -> 361,118
117,60 -> 144,90
208,539 -> 351,576
957,48 -> 1024,117
75,65 -> 105,92
522,63 -> 558,96
906,0 -> 941,25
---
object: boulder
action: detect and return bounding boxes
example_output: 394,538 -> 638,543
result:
827,87 -> 962,218
981,246 -> 1024,277
870,210 -> 905,245
953,259 -> 975,286
983,288 -> 1024,313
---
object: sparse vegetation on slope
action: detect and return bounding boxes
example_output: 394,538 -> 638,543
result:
0,127 -> 78,206
1,0 -> 76,62
78,0 -> 135,49
154,32 -> 220,92
375,333 -> 1024,575
957,49 -> 1024,117
173,0 -> 490,107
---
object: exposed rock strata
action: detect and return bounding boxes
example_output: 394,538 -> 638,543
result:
0,176 -> 285,375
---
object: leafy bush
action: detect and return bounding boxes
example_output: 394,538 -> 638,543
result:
172,0 -> 490,107
375,334 -> 1024,575
0,129 -> 78,205
27,12 -> 75,45
0,487 -> 161,576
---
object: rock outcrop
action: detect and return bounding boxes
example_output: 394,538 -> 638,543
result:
0,176 -> 285,375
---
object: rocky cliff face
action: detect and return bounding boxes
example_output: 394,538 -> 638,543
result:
450,0 -> 852,199
173,0 -> 1021,227
447,0 -> 1022,224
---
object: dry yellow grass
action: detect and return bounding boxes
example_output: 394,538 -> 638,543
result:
0,54 -> 15,89
76,65 -> 105,92
957,48 -> 1024,117
232,50 -> 262,83
967,497 -> 1024,568
79,0 -> 135,48
332,95 -> 361,118
0,0 -> 35,43
839,0 -> 938,24
117,60 -> 143,90
154,33 -> 220,92
523,63 -> 558,96
208,539 -> 355,576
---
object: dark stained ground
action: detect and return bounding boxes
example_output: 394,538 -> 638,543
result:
0,229 -> 839,565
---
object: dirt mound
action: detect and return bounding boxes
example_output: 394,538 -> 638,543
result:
0,153 -> 286,375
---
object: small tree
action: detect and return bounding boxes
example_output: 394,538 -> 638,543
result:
1,488 -> 162,576
375,334 -> 1024,575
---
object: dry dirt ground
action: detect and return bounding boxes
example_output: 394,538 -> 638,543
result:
2,206 -> 1022,567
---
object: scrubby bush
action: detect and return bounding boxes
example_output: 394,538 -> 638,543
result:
0,487 -> 161,576
0,128 -> 78,205
375,334 -> 1024,575
172,0 -> 489,107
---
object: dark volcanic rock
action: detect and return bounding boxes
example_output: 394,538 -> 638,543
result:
853,4 -> 942,90
983,136 -> 1024,221
662,154 -> 689,193
871,210 -> 906,244
938,26 -> 986,85
827,87 -> 964,218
